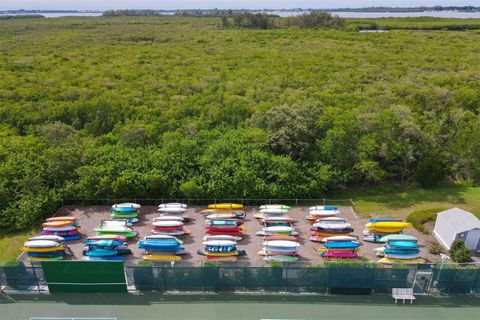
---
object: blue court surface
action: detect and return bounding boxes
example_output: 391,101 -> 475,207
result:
1,294 -> 479,320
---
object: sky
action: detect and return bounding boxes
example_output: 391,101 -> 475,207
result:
1,1 -> 479,11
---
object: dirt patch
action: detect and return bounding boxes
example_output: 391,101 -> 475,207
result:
21,205 -> 441,265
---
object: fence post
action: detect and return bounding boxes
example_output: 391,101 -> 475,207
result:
295,199 -> 298,206
30,262 -> 41,294
323,198 -> 326,205
244,266 -> 248,292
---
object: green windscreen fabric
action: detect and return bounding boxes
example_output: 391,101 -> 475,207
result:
42,261 -> 127,293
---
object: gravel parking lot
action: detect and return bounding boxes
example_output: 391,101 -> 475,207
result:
21,205 -> 440,265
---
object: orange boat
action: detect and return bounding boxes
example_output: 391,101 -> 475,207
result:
46,216 -> 78,222
263,235 -> 298,242
42,221 -> 75,227
311,231 -> 351,237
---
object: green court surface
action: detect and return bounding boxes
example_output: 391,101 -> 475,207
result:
1,294 -> 479,320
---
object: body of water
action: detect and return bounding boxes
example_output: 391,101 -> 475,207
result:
2,10 -> 480,19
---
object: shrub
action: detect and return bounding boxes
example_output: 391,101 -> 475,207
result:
284,12 -> 344,29
429,242 -> 442,255
406,207 -> 446,234
449,239 -> 472,263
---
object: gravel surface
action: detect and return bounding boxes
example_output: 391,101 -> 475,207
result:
22,205 -> 441,265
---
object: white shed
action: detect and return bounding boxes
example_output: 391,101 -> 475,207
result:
433,208 -> 480,255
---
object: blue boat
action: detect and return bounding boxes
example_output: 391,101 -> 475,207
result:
324,205 -> 338,210
110,207 -> 137,213
28,251 -> 65,258
368,217 -> 401,223
384,248 -> 420,255
324,241 -> 360,249
83,256 -> 126,261
62,234 -> 82,241
84,240 -> 123,247
387,241 -> 418,249
137,239 -> 181,251
207,220 -> 238,226
83,249 -> 118,257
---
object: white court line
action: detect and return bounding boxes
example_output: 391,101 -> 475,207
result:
29,318 -> 116,320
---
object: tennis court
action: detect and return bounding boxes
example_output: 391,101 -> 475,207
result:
2,294 -> 479,320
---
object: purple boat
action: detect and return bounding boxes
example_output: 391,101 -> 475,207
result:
322,251 -> 357,259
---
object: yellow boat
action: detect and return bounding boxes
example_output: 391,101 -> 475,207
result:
365,222 -> 412,233
377,258 -> 426,264
29,256 -> 64,261
203,251 -> 239,257
208,203 -> 243,209
143,255 -> 182,261
23,246 -> 64,253
200,209 -> 245,214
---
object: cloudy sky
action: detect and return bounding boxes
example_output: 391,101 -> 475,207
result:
1,1 -> 479,10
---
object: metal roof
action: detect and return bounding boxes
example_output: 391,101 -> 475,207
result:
436,207 -> 480,234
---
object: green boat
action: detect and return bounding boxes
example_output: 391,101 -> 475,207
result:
263,255 -> 298,262
111,212 -> 138,219
96,231 -> 137,238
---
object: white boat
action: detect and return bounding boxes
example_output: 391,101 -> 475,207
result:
309,209 -> 340,216
309,205 -> 337,211
259,204 -> 290,209
313,222 -> 351,229
144,235 -> 181,241
261,216 -> 293,222
262,240 -> 300,248
323,235 -> 358,243
152,220 -> 184,227
158,207 -> 188,213
259,208 -> 289,214
316,217 -> 346,223
153,216 -> 185,222
112,203 -> 141,209
256,230 -> 300,237
202,240 -> 236,246
205,213 -> 243,219
28,235 -> 65,242
158,203 -> 188,209
24,240 -> 60,248
262,226 -> 294,233
152,230 -> 185,236
202,235 -> 240,242
263,246 -> 298,253
43,225 -> 77,231
384,253 -> 421,259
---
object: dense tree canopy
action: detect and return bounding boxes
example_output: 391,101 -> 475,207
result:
0,16 -> 479,230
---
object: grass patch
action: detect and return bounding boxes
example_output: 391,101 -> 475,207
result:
406,208 -> 446,234
352,185 -> 480,218
0,229 -> 36,260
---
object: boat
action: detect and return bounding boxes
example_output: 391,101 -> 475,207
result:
208,203 -> 243,209
368,217 -> 401,223
200,209 -> 245,214
204,229 -> 243,236
143,254 -> 182,261
322,251 -> 357,259
387,241 -> 418,250
153,216 -> 185,222
204,213 -> 245,219
323,235 -> 358,242
111,212 -> 138,219
206,256 -> 238,261
259,208 -> 289,214
256,230 -> 299,237
309,205 -> 338,211
264,255 -> 298,262
202,240 -> 237,246
29,256 -> 64,261
82,256 -> 126,261
202,235 -> 241,242
262,240 -> 300,248
158,203 -> 188,209
137,239 -> 181,251
151,229 -> 188,236
379,234 -> 417,243
263,247 -> 298,254
87,235 -> 127,241
110,206 -> 138,213
83,249 -> 118,257
84,239 -> 124,247
42,229 -> 78,236
262,226 -> 294,233
259,204 -> 291,210
43,225 -> 78,232
309,209 -> 340,216
323,241 -> 360,249
152,220 -> 184,227
205,219 -> 242,226
113,203 -> 141,209
313,221 -> 352,229
377,257 -> 426,264
45,216 -> 78,222
384,253 -> 421,259
365,221 -> 412,233
144,235 -> 183,241
42,220 -> 76,228
197,250 -> 240,257
311,228 -> 354,234
28,235 -> 65,242
24,240 -> 60,248
374,247 -> 419,254
96,230 -> 138,238
260,216 -> 293,223
311,231 -> 351,237
23,246 -> 64,253
158,207 -> 188,213
257,250 -> 297,256
28,251 -> 64,258
264,235 -> 298,242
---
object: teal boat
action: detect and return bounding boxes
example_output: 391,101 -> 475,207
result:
379,234 -> 417,243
